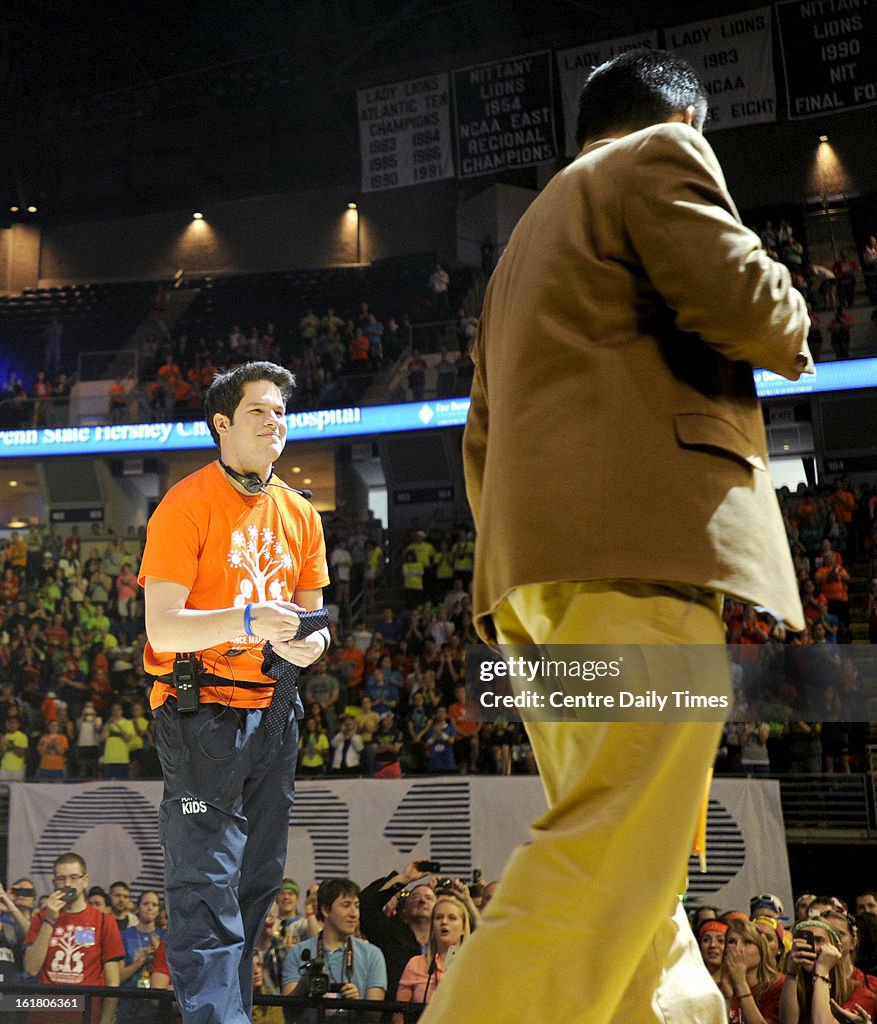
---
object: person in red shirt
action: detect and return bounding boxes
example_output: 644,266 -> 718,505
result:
23,852 -> 123,1024
0,568 -> 19,603
782,915 -> 877,1022
448,682 -> 480,773
722,916 -> 784,1022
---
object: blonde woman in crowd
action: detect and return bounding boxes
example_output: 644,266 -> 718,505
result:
396,893 -> 471,1008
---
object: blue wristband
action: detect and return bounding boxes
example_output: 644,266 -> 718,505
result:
243,602 -> 254,636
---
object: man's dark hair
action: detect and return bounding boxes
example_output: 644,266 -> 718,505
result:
316,878 -> 360,921
204,361 -> 296,446
575,48 -> 708,148
108,881 -> 130,893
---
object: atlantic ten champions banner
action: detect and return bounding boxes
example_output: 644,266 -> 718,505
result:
357,4 -> 877,190
10,778 -> 791,916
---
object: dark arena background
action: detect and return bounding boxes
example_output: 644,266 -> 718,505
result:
1,0 -> 877,1018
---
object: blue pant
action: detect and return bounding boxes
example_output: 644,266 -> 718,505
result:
154,699 -> 299,1024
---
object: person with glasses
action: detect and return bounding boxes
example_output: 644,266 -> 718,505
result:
22,852 -> 124,1024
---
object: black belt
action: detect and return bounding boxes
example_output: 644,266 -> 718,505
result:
151,672 -> 276,692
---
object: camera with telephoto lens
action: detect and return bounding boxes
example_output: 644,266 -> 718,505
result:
300,953 -> 329,996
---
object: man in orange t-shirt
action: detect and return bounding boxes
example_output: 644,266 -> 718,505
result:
138,361 -> 329,1024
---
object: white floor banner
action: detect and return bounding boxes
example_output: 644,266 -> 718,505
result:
8,777 -> 789,915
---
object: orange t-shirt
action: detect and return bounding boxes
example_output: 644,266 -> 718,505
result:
138,461 -> 329,709
38,732 -> 69,771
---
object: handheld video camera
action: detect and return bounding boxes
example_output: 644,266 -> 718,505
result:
299,952 -> 330,997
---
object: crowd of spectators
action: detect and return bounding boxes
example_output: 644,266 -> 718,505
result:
133,300 -> 408,425
0,510 -> 537,783
755,219 -> 876,364
4,853 -> 877,1024
3,221 -> 876,434
0,262 -> 481,433
718,478 -> 876,776
690,890 -> 877,1023
1,472 -> 877,786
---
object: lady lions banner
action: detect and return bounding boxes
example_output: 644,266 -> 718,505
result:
9,777 -> 789,912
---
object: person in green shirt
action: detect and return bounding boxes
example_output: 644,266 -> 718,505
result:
100,703 -> 135,780
0,712 -> 29,781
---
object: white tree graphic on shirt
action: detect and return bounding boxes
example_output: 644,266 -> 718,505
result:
47,925 -> 86,982
228,525 -> 292,603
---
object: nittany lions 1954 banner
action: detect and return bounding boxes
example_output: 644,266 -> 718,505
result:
9,777 -> 790,913
452,51 -> 558,178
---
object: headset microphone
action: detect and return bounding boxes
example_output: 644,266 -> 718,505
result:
219,459 -> 271,494
219,460 -> 312,499
266,480 -> 313,500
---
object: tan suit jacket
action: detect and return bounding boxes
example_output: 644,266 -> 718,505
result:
463,122 -> 811,641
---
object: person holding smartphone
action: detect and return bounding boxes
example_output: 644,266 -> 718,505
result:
22,852 -> 123,1024
781,917 -> 877,1024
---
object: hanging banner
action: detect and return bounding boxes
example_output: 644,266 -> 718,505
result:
453,51 -> 558,178
664,7 -> 776,131
358,72 -> 454,193
556,31 -> 660,157
776,0 -> 877,118
686,780 -> 792,915
9,777 -> 786,915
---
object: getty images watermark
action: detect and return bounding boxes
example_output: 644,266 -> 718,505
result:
464,644 -> 877,723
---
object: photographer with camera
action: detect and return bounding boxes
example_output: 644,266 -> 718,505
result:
359,861 -> 439,999
280,879 -> 386,1013
22,852 -> 123,1024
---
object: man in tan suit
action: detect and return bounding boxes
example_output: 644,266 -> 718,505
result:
419,50 -> 812,1024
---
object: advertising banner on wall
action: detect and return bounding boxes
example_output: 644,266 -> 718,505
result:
358,72 -> 454,193
453,51 -> 558,178
10,777 -> 788,914
664,7 -> 777,131
776,0 -> 877,119
556,31 -> 660,157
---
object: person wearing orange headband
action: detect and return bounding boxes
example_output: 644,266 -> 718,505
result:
698,920 -> 728,985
